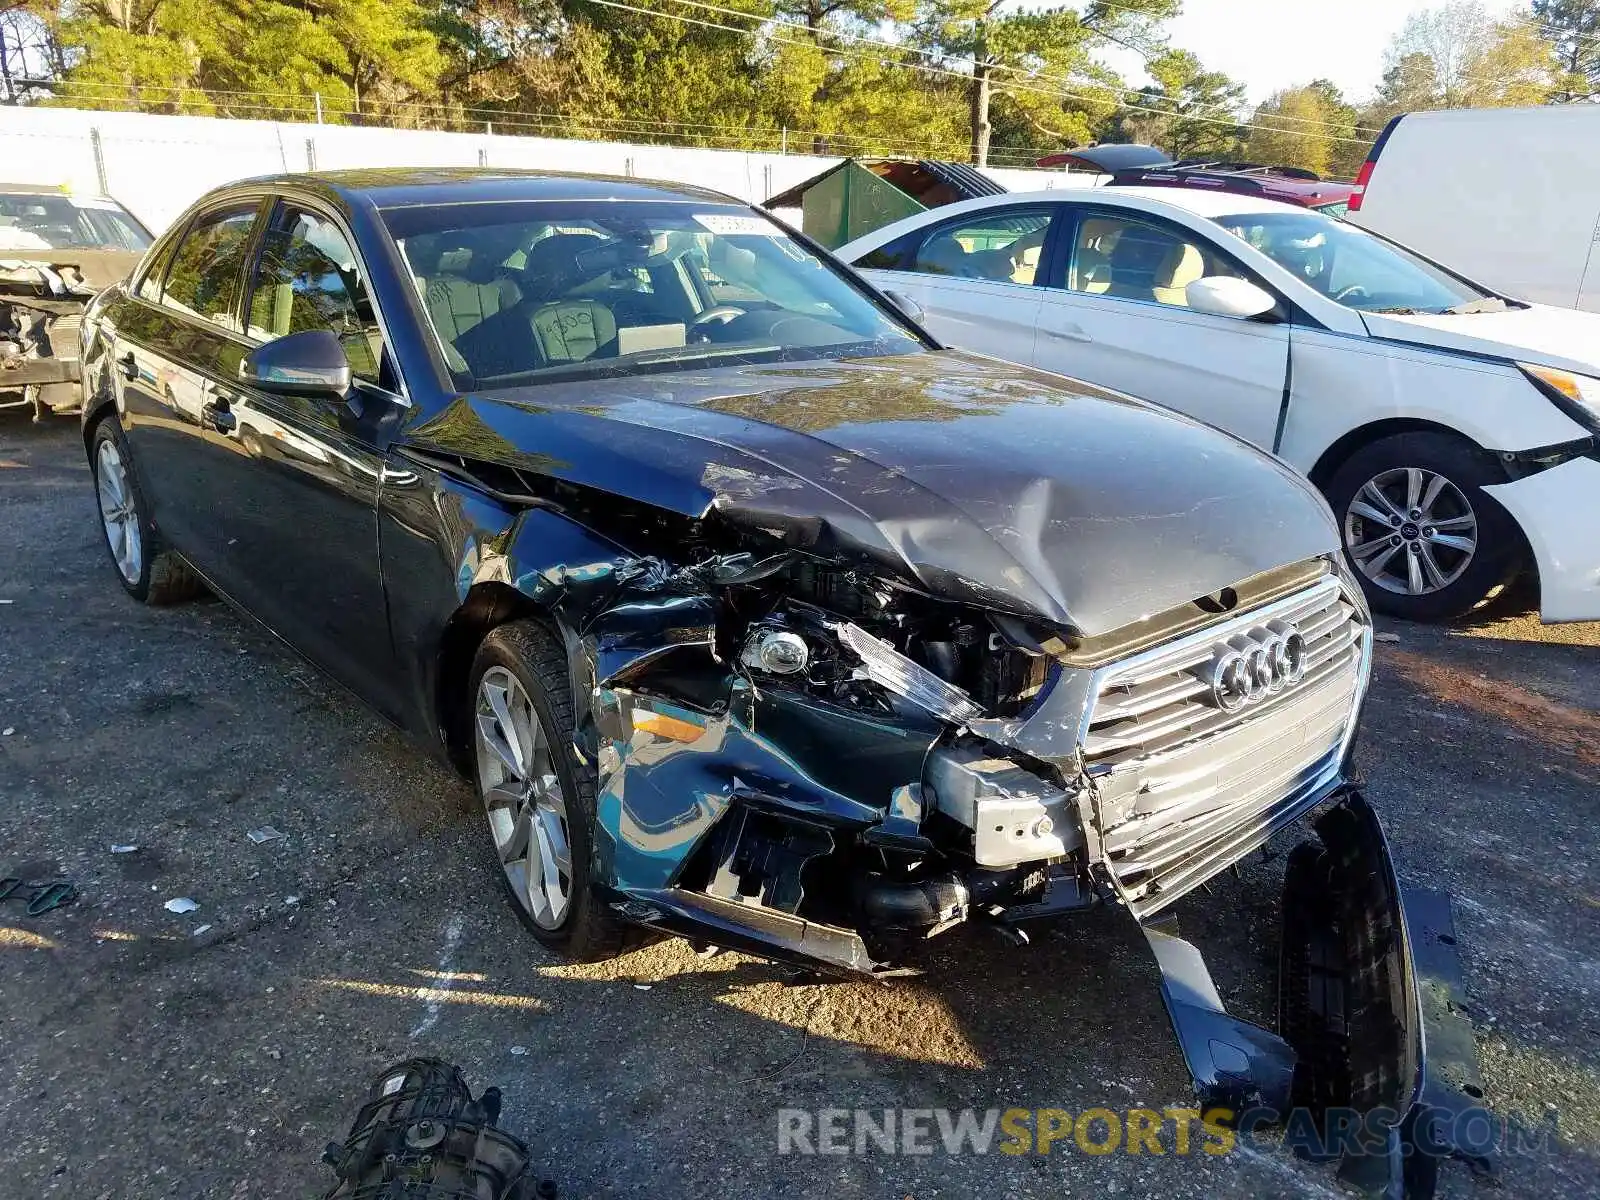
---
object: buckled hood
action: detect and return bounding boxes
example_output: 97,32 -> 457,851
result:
408,350 -> 1340,638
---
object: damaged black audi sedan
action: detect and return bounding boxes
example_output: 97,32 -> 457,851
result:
79,170 -> 1446,1175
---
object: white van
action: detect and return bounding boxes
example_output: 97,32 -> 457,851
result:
1347,106 -> 1600,313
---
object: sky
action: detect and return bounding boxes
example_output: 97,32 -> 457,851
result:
1100,0 -> 1522,104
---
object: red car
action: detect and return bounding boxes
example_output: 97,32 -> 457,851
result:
1107,161 -> 1357,217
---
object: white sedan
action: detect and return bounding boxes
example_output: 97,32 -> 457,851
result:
839,187 -> 1600,624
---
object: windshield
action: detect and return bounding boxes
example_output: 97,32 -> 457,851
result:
1214,210 -> 1498,314
0,192 -> 152,252
382,200 -> 923,387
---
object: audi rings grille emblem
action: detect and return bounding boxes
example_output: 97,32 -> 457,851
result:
1205,621 -> 1307,712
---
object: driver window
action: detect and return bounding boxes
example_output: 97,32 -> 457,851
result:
1061,214 -> 1241,309
246,203 -> 382,384
909,210 -> 1052,285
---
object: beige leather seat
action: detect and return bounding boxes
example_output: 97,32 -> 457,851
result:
1105,227 -> 1205,306
1010,242 -> 1042,285
1073,219 -> 1122,294
1151,242 -> 1206,306
415,242 -> 522,351
529,300 -> 617,363
916,233 -> 973,277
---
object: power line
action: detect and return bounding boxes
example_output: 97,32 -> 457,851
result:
645,0 -> 1364,137
1501,9 -> 1600,50
588,0 -> 1373,144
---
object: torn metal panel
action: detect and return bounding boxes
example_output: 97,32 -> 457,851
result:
588,680 -> 939,894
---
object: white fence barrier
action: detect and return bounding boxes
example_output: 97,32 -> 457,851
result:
0,106 -> 1089,233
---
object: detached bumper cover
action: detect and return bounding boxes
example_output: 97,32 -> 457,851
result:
1138,788 -> 1490,1199
1484,454 -> 1600,623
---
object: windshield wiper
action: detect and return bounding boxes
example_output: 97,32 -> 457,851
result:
1367,306 -> 1425,315
1443,298 -> 1508,315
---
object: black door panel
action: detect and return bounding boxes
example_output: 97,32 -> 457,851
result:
113,301 -> 216,565
189,200 -> 401,715
202,384 -> 396,712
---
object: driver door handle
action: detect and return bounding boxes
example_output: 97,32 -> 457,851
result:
1041,322 -> 1092,343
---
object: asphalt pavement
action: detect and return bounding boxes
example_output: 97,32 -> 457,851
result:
2,412 -> 1597,1200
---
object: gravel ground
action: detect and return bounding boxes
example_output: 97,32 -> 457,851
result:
2,412 -> 1597,1200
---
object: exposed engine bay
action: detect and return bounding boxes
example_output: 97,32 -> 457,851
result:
416,448 -> 1484,1197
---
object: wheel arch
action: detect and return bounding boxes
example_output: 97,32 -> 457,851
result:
434,580 -> 562,778
1305,418 -> 1512,493
1312,419 -> 1539,609
80,364 -> 117,454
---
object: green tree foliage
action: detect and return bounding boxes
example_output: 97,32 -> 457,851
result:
1380,1 -> 1558,110
913,0 -> 1176,165
45,0 -> 1580,177
1532,0 -> 1600,99
55,0 -> 446,120
1244,84 -> 1345,178
1107,48 -> 1245,158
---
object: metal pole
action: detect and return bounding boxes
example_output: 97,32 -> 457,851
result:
89,127 -> 109,195
314,92 -> 323,124
781,126 -> 787,155
486,121 -> 492,136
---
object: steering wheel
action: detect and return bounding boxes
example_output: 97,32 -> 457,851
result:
688,305 -> 747,341
1333,284 -> 1370,303
691,305 -> 747,328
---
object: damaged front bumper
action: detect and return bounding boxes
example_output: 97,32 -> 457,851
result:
1147,787 -> 1492,1198
457,502 -> 1479,1196
1484,453 -> 1600,623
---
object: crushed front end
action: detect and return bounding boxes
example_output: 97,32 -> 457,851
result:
515,533 -> 1486,1197
1,256 -> 110,420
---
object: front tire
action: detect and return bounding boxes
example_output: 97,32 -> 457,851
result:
1326,432 -> 1521,622
90,417 -> 204,605
468,620 -> 631,961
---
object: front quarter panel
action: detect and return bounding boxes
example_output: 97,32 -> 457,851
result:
1279,328 -> 1592,472
1484,454 -> 1600,622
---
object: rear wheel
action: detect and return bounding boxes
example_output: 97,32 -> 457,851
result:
1326,432 -> 1521,622
90,417 -> 204,605
469,620 -> 633,961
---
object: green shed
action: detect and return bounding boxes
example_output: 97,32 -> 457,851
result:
762,158 -> 1007,249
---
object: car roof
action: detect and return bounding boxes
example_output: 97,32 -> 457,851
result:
1114,170 -> 1354,204
1008,185 -> 1319,220
0,182 -> 119,203
224,168 -> 747,210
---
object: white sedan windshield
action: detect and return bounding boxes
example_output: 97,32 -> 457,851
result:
1215,211 -> 1503,315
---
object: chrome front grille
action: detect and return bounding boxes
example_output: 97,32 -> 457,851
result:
1083,574 -> 1368,918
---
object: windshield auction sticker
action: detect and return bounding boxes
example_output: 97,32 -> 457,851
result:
693,213 -> 777,236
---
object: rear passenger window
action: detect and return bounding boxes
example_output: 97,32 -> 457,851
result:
909,210 -> 1053,285
246,204 -> 382,384
161,203 -> 259,329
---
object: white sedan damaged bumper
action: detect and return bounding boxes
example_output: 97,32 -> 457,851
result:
1484,454 -> 1600,623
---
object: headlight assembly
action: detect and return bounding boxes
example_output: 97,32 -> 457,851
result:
1520,362 -> 1600,430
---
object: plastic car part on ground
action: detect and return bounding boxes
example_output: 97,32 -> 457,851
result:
321,1057 -> 555,1199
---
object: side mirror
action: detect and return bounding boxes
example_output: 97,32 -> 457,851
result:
240,329 -> 352,398
883,289 -> 925,325
1186,276 -> 1279,320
